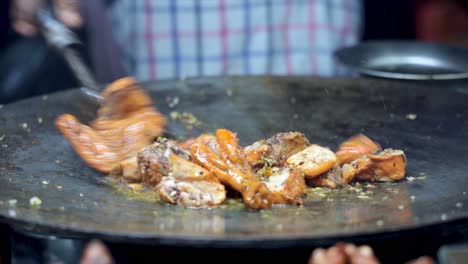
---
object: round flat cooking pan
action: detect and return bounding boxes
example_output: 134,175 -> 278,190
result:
335,41 -> 468,80
0,76 -> 467,247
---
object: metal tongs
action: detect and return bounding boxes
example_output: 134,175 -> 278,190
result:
37,6 -> 104,103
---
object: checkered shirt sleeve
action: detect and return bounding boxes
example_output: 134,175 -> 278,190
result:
109,0 -> 362,80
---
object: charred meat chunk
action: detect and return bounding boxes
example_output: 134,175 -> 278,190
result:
357,149 -> 406,182
137,140 -> 190,186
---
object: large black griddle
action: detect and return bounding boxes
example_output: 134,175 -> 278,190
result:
0,76 -> 467,247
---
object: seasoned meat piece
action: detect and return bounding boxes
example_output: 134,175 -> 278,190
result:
309,155 -> 373,188
263,167 -> 306,205
244,132 -> 310,167
158,154 -> 226,207
55,77 -> 167,173
308,164 -> 354,189
158,177 -> 226,207
111,155 -> 140,182
336,134 -> 381,164
287,144 -> 337,179
137,140 -> 190,186
190,129 -> 273,209
357,149 -> 406,182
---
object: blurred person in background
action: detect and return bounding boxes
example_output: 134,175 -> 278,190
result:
414,0 -> 468,46
7,0 -> 363,95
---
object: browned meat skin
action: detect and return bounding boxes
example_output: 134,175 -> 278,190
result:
336,134 -> 381,164
178,134 -> 219,154
287,144 -> 337,179
55,77 -> 167,173
137,140 -> 190,186
158,177 -> 226,207
189,129 -> 273,209
244,132 -> 310,168
263,167 -> 306,205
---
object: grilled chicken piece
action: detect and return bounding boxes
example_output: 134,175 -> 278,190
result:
158,154 -> 226,207
190,129 -> 273,209
310,148 -> 406,188
244,132 -> 310,168
263,167 -> 306,205
158,177 -> 226,207
287,145 -> 337,179
137,140 -> 190,186
55,77 -> 167,173
356,149 -> 406,182
336,134 -> 381,164
308,156 -> 373,188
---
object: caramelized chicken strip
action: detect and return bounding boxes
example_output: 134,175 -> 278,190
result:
244,132 -> 310,168
137,140 -> 190,186
190,129 -> 273,209
158,154 -> 226,207
287,144 -> 337,179
357,149 -> 406,182
336,134 -> 381,164
158,177 -> 226,207
55,77 -> 167,173
263,167 -> 306,205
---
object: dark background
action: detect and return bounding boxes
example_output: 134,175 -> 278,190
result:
0,0 -> 422,105
0,0 -> 468,263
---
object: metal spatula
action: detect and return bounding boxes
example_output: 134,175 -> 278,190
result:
37,7 -> 104,103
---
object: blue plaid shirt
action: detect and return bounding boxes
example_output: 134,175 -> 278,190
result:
109,0 -> 362,81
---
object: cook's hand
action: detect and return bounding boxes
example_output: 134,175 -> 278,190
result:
11,0 -> 82,37
309,243 -> 380,264
80,240 -> 114,264
309,243 -> 436,264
